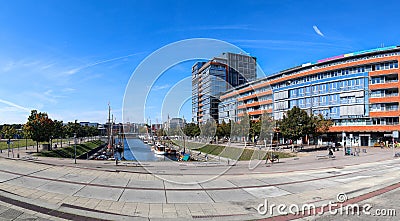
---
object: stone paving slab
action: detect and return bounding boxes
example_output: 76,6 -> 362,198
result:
244,186 -> 292,198
206,189 -> 256,202
164,181 -> 203,190
121,202 -> 137,216
73,185 -> 123,201
307,171 -> 339,178
37,181 -> 85,195
134,203 -> 150,217
90,176 -> 130,187
0,162 -> 49,175
333,175 -> 372,183
31,168 -> 71,179
4,176 -> 49,189
58,172 -> 98,183
0,171 -> 20,183
166,191 -> 214,203
277,181 -> 322,194
126,179 -> 164,189
199,179 -> 236,188
227,178 -> 268,187
0,208 -> 24,220
119,189 -> 166,203
301,179 -> 342,190
256,176 -> 299,185
148,203 -> 163,218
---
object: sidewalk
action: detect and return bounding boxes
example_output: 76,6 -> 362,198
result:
0,146 -> 399,220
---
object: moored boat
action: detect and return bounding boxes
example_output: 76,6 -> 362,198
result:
154,144 -> 166,155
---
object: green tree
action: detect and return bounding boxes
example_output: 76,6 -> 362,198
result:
259,112 -> 275,144
24,110 -> 54,152
156,128 -> 167,137
199,120 -> 216,141
183,123 -> 200,137
279,107 -> 313,144
138,125 -> 148,134
65,121 -> 80,137
88,126 -> 99,140
240,112 -> 250,144
53,120 -> 64,148
312,114 -> 333,146
216,120 -> 231,138
249,120 -> 261,143
22,124 -> 30,150
1,125 -> 17,155
1,125 -> 17,140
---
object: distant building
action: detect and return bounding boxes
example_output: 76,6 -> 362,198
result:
151,124 -> 163,133
122,122 -> 144,133
192,52 -> 257,124
79,122 -> 99,127
165,117 -> 186,130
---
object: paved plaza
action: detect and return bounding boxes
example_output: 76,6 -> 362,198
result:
0,147 -> 399,220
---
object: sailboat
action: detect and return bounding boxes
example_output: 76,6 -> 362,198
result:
154,143 -> 166,155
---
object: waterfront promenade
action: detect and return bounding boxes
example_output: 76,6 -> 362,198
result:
0,146 -> 399,220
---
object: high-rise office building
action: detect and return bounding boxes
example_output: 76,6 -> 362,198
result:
192,53 -> 257,124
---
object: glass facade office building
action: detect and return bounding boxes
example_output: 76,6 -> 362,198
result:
219,46 -> 400,146
192,53 -> 257,124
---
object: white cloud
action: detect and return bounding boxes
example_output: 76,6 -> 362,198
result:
231,39 -> 352,51
62,88 -> 76,92
64,52 -> 146,75
151,84 -> 170,91
0,99 -> 31,113
0,59 -> 56,73
313,25 -> 325,37
27,91 -> 58,104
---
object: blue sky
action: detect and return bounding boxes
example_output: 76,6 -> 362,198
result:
1,0 -> 400,124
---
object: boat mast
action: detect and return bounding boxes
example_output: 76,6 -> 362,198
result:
107,103 -> 111,150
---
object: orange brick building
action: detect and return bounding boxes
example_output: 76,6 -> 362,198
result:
219,46 -> 400,146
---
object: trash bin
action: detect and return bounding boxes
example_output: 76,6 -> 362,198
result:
345,147 -> 351,155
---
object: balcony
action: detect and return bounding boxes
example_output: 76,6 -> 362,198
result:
370,110 -> 400,117
369,82 -> 399,90
370,96 -> 400,104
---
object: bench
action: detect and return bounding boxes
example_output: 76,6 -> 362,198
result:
22,156 -> 38,160
316,155 -> 335,160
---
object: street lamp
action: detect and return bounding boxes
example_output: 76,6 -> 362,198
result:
275,121 -> 279,149
74,133 -> 77,164
7,138 -> 10,158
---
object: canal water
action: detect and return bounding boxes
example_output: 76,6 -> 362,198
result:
115,138 -> 173,161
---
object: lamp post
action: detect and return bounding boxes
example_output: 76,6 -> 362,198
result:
297,123 -> 302,152
276,121 -> 279,149
183,134 -> 186,154
7,139 -> 10,158
74,133 -> 77,164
